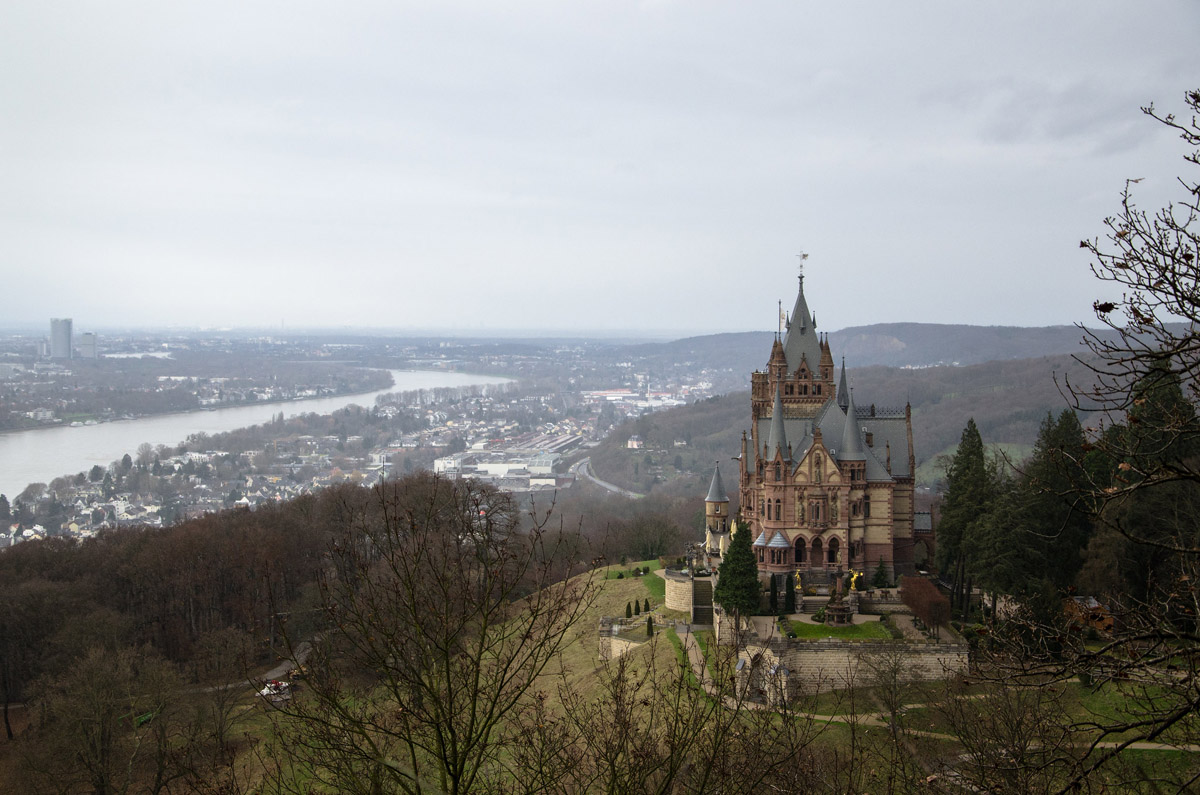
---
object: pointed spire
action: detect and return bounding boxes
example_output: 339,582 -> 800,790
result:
840,388 -> 866,462
837,357 -> 850,412
706,463 -> 729,503
781,271 -> 823,373
767,383 -> 789,461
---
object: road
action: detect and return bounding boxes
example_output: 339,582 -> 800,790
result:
571,457 -> 644,499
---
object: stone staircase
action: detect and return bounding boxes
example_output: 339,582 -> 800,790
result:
692,578 -> 713,625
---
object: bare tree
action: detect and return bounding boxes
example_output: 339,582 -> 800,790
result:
505,631 -> 833,794
265,474 -> 598,795
979,89 -> 1200,792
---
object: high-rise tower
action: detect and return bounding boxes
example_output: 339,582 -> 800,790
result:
50,318 -> 73,359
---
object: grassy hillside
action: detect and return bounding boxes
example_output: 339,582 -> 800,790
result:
590,353 -> 1097,492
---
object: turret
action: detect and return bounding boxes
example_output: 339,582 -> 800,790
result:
704,462 -> 732,555
766,383 -> 789,462
837,357 -> 850,413
906,402 -> 916,477
840,389 -> 866,463
819,334 -> 835,381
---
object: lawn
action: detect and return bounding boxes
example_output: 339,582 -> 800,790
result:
784,619 -> 893,640
603,559 -> 665,600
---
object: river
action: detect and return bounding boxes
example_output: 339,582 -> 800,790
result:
0,369 -> 511,501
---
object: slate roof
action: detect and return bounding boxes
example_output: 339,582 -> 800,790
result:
781,277 -> 823,373
755,400 -> 911,480
767,532 -> 791,549
766,384 -> 789,461
706,463 -> 729,503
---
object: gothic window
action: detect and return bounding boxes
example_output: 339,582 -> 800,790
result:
864,494 -> 871,518
828,537 -> 840,564
816,385 -> 822,395
785,384 -> 793,395
795,540 -> 805,562
774,498 -> 782,521
802,385 -> 808,395
774,462 -> 782,481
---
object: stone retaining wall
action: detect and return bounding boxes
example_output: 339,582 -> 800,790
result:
736,635 -> 969,697
663,570 -> 694,612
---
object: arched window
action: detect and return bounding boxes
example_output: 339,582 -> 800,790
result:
795,539 -> 806,563
863,494 -> 871,518
815,385 -> 822,395
775,462 -> 782,482
811,537 -> 823,565
774,498 -> 782,521
828,537 -> 840,564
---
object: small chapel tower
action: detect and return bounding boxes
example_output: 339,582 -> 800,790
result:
704,463 -> 731,556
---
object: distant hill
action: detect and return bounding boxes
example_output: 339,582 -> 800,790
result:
830,323 -> 1112,368
588,352 -> 1099,493
614,323 -> 1119,374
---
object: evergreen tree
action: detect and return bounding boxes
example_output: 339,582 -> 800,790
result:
784,576 -> 796,614
642,598 -> 650,613
873,558 -> 889,589
1089,364 -> 1200,605
633,599 -> 641,616
1015,410 -> 1091,590
714,521 -> 760,625
625,602 -> 632,619
0,494 -> 8,523
769,574 -> 779,614
936,419 -> 999,620
646,615 -> 654,637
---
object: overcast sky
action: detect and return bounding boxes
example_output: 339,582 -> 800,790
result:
2,2 -> 1198,336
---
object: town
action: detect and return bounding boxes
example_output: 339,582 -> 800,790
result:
0,325 -> 723,546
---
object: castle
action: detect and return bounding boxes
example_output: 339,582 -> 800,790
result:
703,275 -> 932,587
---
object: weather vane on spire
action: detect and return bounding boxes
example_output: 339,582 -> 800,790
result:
796,252 -> 808,284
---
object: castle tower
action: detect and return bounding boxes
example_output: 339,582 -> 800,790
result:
704,463 -> 731,555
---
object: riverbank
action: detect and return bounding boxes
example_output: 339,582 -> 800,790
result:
0,369 -> 512,501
